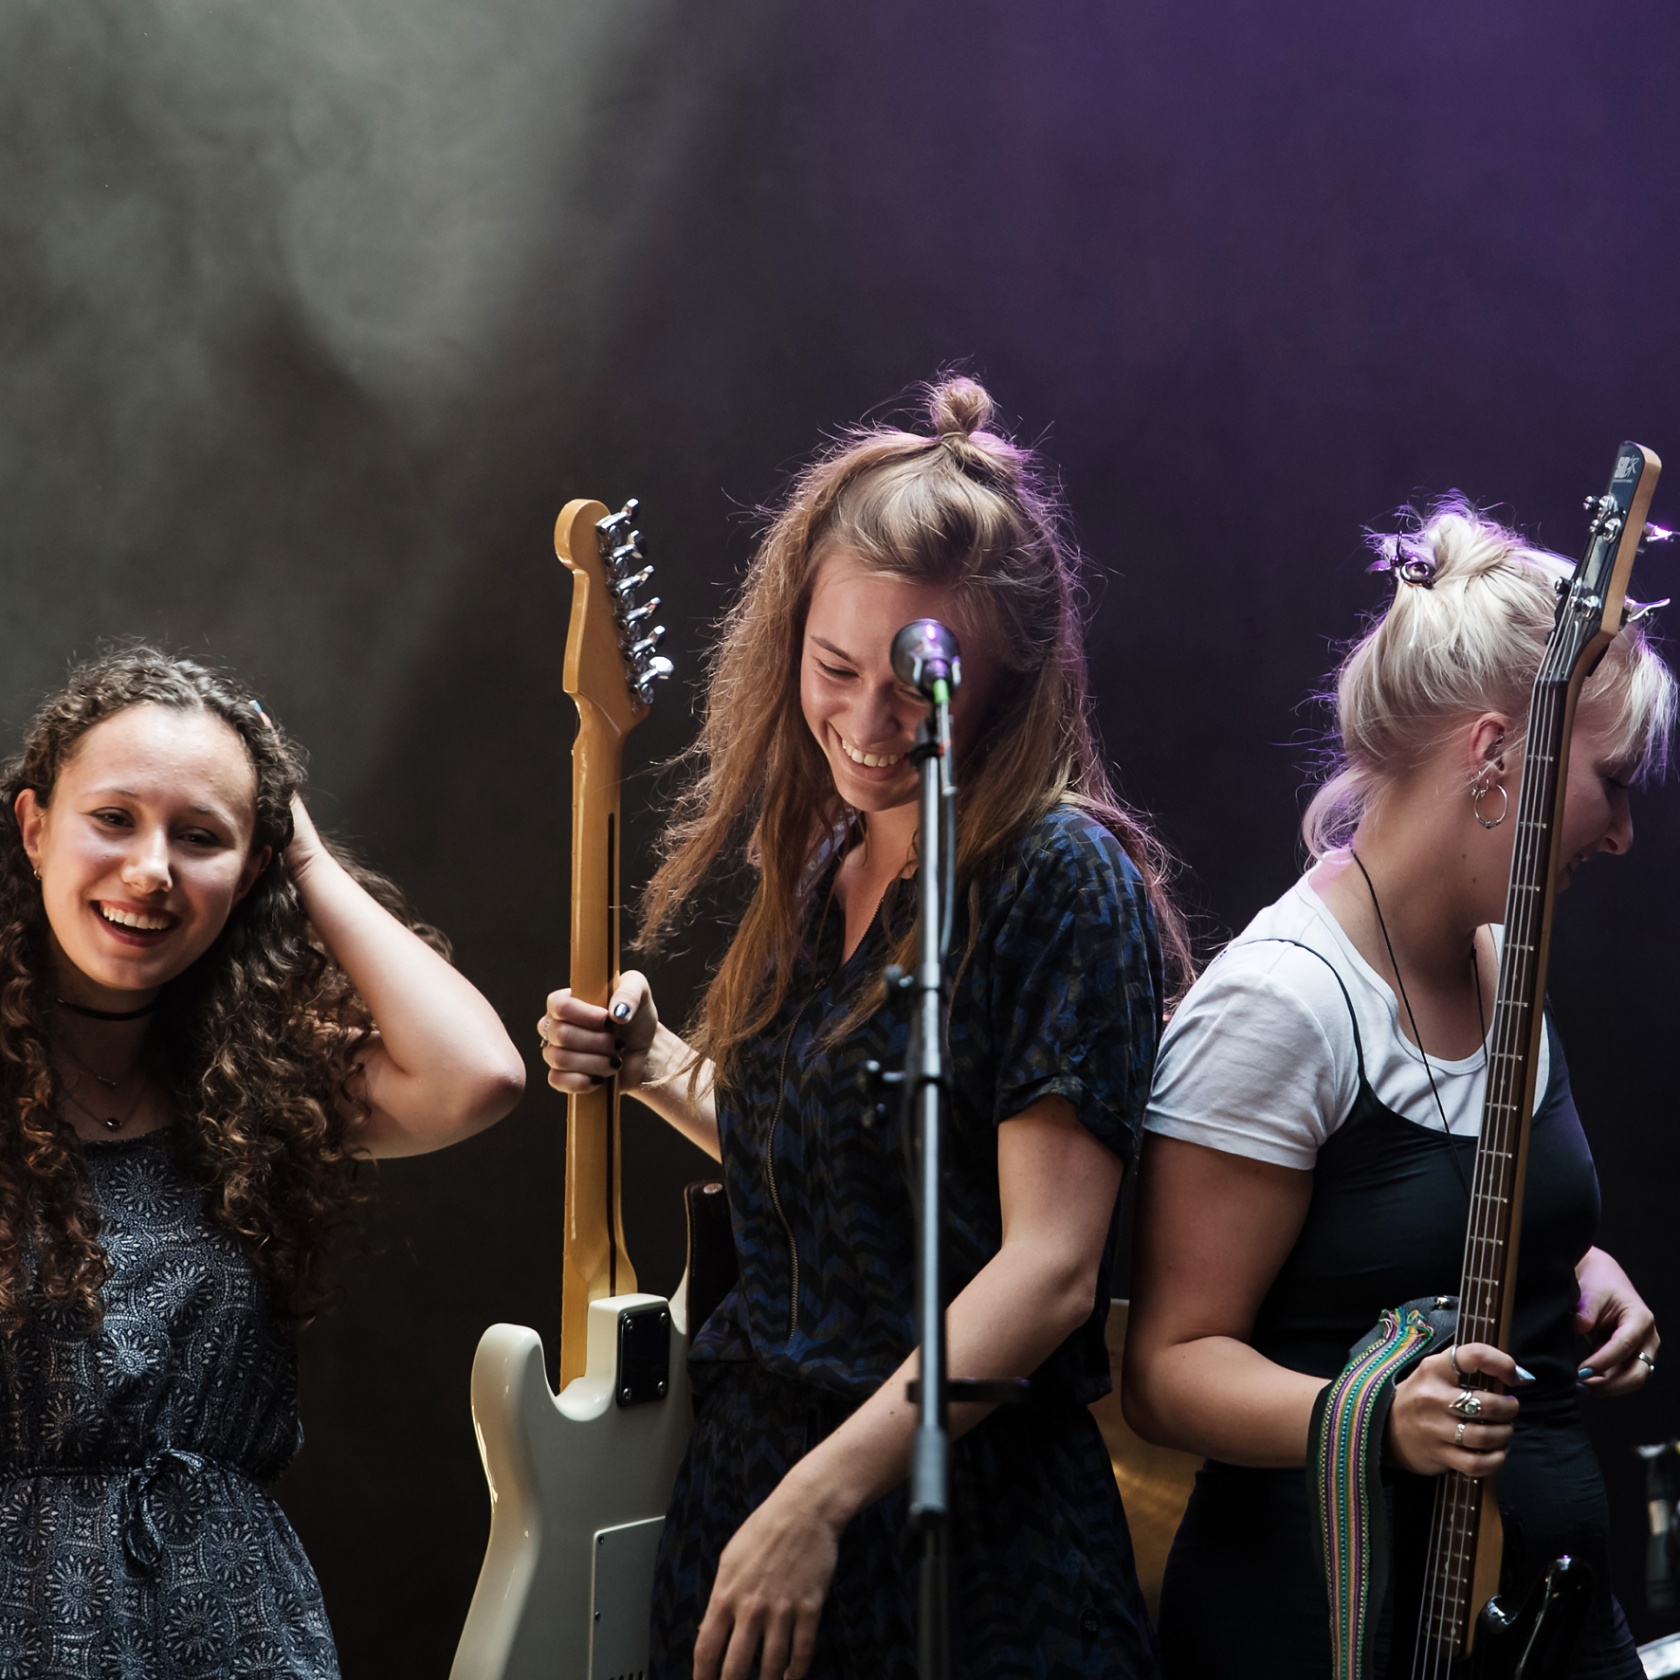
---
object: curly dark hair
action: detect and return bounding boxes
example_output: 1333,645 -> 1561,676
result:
0,644 -> 438,1332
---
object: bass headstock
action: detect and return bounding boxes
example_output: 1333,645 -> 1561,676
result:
1558,442 -> 1663,680
556,497 -> 675,735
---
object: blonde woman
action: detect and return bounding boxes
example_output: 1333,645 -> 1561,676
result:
541,377 -> 1182,1680
1125,501 -> 1673,1679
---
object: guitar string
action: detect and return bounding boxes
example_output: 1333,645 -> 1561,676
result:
1423,485 -> 1633,1668
1416,628 -> 1573,1674
1424,681 -> 1552,1674
1449,643 -> 1574,1662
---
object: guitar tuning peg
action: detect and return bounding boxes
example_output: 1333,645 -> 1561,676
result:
1644,523 -> 1674,545
630,626 -> 667,661
608,541 -> 642,574
596,498 -> 638,541
634,655 -> 674,706
622,595 -> 660,631
613,565 -> 654,600
1625,597 -> 1671,630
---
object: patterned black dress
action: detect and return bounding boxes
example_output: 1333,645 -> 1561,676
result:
650,805 -> 1164,1679
0,1130 -> 339,1680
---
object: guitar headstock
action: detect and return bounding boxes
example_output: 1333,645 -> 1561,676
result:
1557,442 -> 1663,679
556,497 -> 674,734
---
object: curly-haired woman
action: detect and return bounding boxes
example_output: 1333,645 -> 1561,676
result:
0,646 -> 524,1678
542,376 -> 1181,1679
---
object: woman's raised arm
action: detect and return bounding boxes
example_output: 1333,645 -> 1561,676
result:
285,798 -> 526,1157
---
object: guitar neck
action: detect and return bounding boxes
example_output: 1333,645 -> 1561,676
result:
1416,443 -> 1661,1666
1414,670 -> 1576,1663
1459,669 -> 1577,1355
560,703 -> 638,1386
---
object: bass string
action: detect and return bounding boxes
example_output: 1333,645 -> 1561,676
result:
1414,630 -> 1578,1671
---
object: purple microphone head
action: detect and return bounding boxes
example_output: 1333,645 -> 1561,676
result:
890,619 -> 962,697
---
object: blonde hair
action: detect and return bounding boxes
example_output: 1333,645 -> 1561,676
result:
640,375 -> 1188,1083
1303,496 -> 1677,858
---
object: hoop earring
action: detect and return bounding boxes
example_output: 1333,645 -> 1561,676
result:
1472,779 -> 1508,830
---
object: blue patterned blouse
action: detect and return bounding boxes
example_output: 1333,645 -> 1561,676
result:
690,804 -> 1164,1405
0,1131 -> 339,1680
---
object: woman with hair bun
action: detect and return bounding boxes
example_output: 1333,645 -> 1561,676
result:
0,646 -> 525,1677
1125,500 -> 1674,1678
541,376 -> 1179,1678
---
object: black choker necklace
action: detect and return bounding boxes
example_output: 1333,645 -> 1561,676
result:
55,998 -> 159,1023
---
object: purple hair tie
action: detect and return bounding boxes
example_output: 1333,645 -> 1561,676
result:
1367,536 -> 1435,588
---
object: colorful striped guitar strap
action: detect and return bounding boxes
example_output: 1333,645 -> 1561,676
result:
1308,1294 -> 1459,1680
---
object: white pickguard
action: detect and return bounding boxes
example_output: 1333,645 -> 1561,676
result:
451,1288 -> 692,1680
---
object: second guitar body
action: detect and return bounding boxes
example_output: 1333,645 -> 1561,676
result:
453,1293 -> 691,1680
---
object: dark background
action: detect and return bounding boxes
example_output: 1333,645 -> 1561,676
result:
3,0 -> 1678,1671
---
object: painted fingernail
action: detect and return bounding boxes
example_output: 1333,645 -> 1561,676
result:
611,1002 -> 632,1021
610,1057 -> 622,1070
1577,1366 -> 1596,1379
1514,1365 -> 1536,1384
590,1074 -> 605,1086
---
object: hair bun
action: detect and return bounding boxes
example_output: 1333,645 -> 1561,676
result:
928,376 -> 995,441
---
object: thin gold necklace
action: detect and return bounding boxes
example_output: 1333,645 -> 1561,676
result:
56,1037 -> 124,1091
60,1075 -> 148,1133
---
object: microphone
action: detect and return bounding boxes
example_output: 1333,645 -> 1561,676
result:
891,620 -> 962,699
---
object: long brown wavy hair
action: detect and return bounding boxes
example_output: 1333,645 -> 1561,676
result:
0,645 -> 436,1332
640,375 -> 1190,1085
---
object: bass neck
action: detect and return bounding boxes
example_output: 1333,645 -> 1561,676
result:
1408,442 -> 1661,1674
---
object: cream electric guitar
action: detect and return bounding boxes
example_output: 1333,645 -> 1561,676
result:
453,499 -> 686,1680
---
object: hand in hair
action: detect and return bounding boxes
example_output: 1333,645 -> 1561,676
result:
279,808 -> 526,1158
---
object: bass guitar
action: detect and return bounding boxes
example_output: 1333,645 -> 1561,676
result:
452,498 -> 686,1680
1395,442 -> 1662,1679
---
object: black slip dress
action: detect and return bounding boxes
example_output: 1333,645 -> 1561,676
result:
1156,946 -> 1640,1680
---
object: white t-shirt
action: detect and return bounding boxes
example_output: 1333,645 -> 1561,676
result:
1143,876 -> 1549,1171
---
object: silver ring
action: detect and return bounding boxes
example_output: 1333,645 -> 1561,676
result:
1449,1344 -> 1467,1381
1455,1421 -> 1468,1447
1639,1351 -> 1658,1373
1447,1390 -> 1483,1420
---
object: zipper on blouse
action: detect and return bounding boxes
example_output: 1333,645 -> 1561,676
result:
765,993 -> 821,1337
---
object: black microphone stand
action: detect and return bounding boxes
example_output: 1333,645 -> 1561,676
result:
905,678 -> 957,1680
873,622 -> 1028,1679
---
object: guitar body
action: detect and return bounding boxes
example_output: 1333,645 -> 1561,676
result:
453,498 -> 683,1680
451,1293 -> 690,1680
1390,1482 -> 1592,1680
